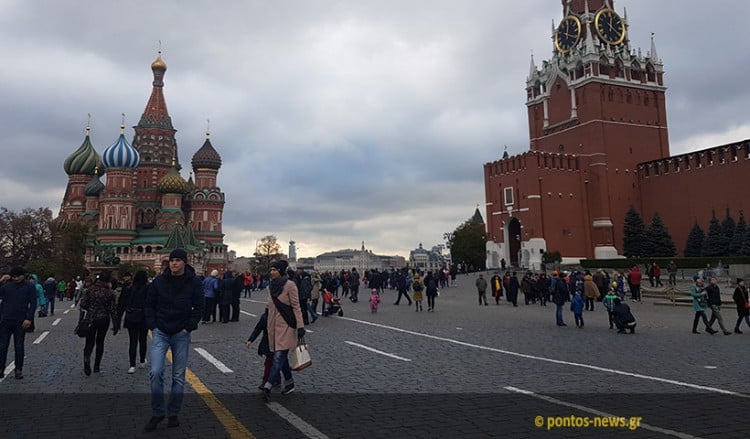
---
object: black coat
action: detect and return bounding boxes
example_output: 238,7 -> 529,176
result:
0,280 -> 36,322
145,265 -> 204,335
247,311 -> 271,356
733,286 -> 749,317
118,282 -> 148,329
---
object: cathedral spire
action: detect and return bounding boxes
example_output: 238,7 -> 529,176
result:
138,51 -> 174,130
528,52 -> 537,80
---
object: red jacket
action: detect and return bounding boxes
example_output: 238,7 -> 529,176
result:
628,269 -> 642,286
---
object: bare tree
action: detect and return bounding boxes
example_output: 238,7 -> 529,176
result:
0,207 -> 54,270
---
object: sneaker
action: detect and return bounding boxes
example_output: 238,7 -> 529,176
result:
128,367 -> 136,374
706,328 -> 718,335
735,328 -> 743,334
262,388 -> 271,403
14,369 -> 23,379
139,361 -> 148,369
144,416 -> 164,432
93,366 -> 100,373
723,331 -> 732,335
84,360 -> 91,376
167,416 -> 179,428
281,383 -> 295,395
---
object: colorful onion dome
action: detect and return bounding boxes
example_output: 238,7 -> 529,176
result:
102,124 -> 140,169
191,134 -> 222,170
158,159 -> 189,194
84,168 -> 105,196
151,51 -> 167,71
64,127 -> 104,176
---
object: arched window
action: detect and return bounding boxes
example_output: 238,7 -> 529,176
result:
146,246 -> 152,254
646,64 -> 656,82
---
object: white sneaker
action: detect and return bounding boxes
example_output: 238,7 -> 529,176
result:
138,361 -> 147,369
127,367 -> 136,374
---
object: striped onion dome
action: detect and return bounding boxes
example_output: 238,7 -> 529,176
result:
157,159 -> 189,194
191,135 -> 222,170
102,124 -> 140,169
84,168 -> 105,196
64,127 -> 104,176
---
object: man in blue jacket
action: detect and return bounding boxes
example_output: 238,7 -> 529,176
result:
143,249 -> 204,432
0,266 -> 36,379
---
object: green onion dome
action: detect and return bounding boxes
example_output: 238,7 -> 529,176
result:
64,127 -> 104,176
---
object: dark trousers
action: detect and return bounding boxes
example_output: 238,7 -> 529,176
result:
84,318 -> 110,368
300,298 -> 310,325
202,297 -> 216,322
351,285 -> 359,302
630,285 -> 641,301
395,289 -> 411,305
574,313 -> 583,327
585,298 -> 595,311
693,311 -> 711,332
427,295 -> 436,310
0,320 -> 26,371
219,304 -> 230,323
45,295 -> 56,315
127,325 -> 148,367
230,297 -> 240,322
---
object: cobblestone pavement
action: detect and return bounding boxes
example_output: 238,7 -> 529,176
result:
2,273 -> 748,438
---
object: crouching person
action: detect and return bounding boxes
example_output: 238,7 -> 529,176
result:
612,298 -> 636,334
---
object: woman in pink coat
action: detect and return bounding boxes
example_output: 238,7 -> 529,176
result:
261,260 -> 305,401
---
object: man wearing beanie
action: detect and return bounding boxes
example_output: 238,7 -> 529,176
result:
0,266 -> 36,379
144,249 -> 204,432
262,259 -> 306,402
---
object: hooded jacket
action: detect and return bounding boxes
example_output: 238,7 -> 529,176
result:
145,264 -> 204,335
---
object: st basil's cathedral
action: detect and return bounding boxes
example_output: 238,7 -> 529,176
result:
59,52 -> 227,275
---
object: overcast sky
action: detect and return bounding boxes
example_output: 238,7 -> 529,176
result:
1,0 -> 749,259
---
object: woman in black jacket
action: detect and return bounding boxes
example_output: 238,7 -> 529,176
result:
732,278 -> 749,334
118,270 -> 149,373
80,271 -> 119,376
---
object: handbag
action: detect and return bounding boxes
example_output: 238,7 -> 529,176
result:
289,339 -> 312,371
74,309 -> 92,338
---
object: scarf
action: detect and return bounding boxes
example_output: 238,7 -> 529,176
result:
269,275 -> 288,298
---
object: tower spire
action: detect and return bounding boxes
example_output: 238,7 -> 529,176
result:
528,51 -> 537,80
649,32 -> 660,63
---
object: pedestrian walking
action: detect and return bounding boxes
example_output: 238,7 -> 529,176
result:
79,271 -> 119,376
369,288 -> 381,313
246,309 -> 280,390
118,270 -> 149,373
0,267 -> 36,379
733,278 -> 749,334
476,273 -> 488,306
412,273 -> 424,312
552,272 -> 569,327
571,291 -> 584,328
690,277 -> 716,335
706,277 -> 732,335
603,284 -> 618,329
583,272 -> 600,311
261,260 -> 305,402
144,248 -> 204,432
424,271 -> 438,312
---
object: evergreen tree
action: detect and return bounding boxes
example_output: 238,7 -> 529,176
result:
720,208 -> 735,252
740,228 -> 750,256
702,210 -> 724,256
684,222 -> 704,257
730,211 -> 747,256
622,206 -> 646,257
645,212 -> 676,257
450,217 -> 488,271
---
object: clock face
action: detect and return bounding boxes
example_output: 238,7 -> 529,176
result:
555,15 -> 582,53
595,8 -> 626,45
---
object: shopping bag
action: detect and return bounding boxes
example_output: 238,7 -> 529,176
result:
289,340 -> 312,371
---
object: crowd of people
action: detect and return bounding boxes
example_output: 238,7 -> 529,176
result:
3,254 -> 749,432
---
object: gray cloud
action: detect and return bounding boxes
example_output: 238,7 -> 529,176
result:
1,0 -> 748,257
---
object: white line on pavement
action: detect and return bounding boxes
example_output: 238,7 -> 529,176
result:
52,318 -> 62,326
344,341 -> 411,362
267,402 -> 329,439
239,310 -> 257,318
63,309 -> 71,315
69,303 -> 75,308
240,298 -> 267,304
1,362 -> 15,382
33,331 -> 50,344
193,347 -> 233,373
504,386 -> 701,439
341,316 -> 750,399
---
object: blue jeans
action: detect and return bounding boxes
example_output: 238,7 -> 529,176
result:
263,350 -> 292,391
45,295 -> 56,315
555,304 -> 565,325
308,300 -> 319,320
150,328 -> 191,417
0,320 -> 26,371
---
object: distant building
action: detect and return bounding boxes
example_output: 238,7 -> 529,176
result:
409,243 -> 446,271
314,242 -> 405,273
289,240 -> 297,266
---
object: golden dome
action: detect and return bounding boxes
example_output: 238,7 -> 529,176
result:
151,51 -> 167,71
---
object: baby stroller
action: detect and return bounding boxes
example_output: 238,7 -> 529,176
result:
322,290 -> 344,317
